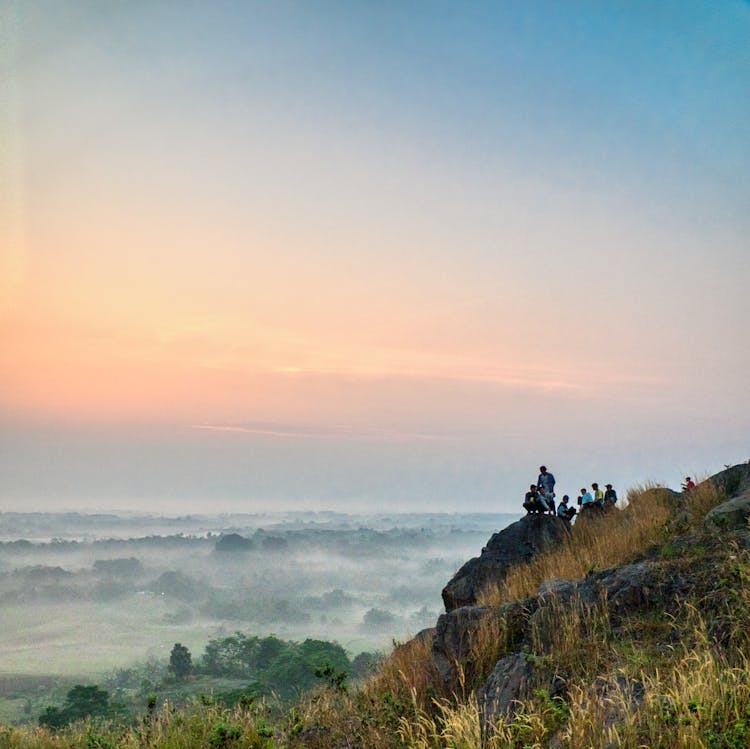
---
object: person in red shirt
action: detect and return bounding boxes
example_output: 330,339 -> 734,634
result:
682,477 -> 696,492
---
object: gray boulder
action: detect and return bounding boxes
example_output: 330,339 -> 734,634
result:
705,488 -> 750,530
477,653 -> 535,727
530,560 -> 693,631
432,599 -> 534,687
709,462 -> 750,498
442,514 -> 570,612
477,653 -> 566,732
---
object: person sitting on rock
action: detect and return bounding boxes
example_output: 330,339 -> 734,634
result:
591,482 -> 605,506
556,494 -> 576,521
539,487 -> 556,515
604,483 -> 618,508
682,476 -> 696,492
523,485 -> 546,514
578,487 -> 595,511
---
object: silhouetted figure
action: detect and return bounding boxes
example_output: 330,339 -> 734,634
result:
604,483 -> 618,509
537,466 -> 556,503
591,482 -> 605,507
682,477 -> 696,492
540,487 -> 556,515
578,487 -> 594,511
556,494 -> 576,522
523,485 -> 546,514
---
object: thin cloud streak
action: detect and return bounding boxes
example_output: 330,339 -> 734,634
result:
265,365 -> 664,395
189,423 -> 456,442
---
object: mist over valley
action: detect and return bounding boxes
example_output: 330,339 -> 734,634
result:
0,510 -> 516,682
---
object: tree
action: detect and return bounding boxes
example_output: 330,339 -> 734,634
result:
202,632 -> 260,677
39,684 -> 111,728
214,533 -> 254,552
351,651 -> 381,680
168,643 -> 192,680
362,607 -> 396,629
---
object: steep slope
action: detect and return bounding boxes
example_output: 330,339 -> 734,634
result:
390,462 -> 750,746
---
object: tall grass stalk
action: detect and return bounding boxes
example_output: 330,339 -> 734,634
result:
370,634 -> 442,709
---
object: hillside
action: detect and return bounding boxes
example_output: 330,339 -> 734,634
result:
2,462 -> 750,748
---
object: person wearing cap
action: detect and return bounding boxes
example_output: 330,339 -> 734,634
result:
604,484 -> 618,508
557,494 -> 576,521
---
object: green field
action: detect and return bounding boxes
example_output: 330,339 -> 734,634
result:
0,599 -> 218,676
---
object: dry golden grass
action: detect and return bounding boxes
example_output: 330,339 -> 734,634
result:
624,479 -> 664,506
458,611 -> 516,696
0,700 -> 277,749
397,692 -> 484,749
530,590 -> 613,678
369,634 -> 442,709
682,477 -> 723,528
291,635 -> 446,748
396,597 -> 750,749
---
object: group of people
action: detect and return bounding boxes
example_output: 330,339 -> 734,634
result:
522,465 -> 619,523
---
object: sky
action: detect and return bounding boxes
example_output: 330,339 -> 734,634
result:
1,0 -> 748,513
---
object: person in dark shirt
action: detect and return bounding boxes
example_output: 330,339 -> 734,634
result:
537,466 -> 556,501
604,484 -> 618,508
556,494 -> 576,521
523,485 -> 545,514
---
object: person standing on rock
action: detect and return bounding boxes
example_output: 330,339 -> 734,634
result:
537,466 -> 556,503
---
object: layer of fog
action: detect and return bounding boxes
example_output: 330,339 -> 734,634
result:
0,511 -> 517,677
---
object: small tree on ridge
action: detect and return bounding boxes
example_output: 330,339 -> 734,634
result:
168,642 -> 192,680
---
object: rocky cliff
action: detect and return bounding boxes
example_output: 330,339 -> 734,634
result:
412,462 -> 750,735
441,513 -> 570,611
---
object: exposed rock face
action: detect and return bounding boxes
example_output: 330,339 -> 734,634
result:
710,462 -> 750,498
530,560 -> 695,626
433,605 -> 494,683
433,559 -> 689,695
442,514 -> 570,612
432,600 -> 532,685
477,653 -> 536,725
705,488 -> 750,530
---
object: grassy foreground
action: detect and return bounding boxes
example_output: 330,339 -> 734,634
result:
2,468 -> 749,748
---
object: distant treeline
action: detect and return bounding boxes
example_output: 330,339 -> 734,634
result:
0,525 -> 492,554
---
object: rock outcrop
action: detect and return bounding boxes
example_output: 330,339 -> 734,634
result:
477,653 -> 538,724
432,599 -> 532,685
415,463 -> 750,735
705,489 -> 750,529
710,462 -> 750,497
705,463 -> 750,529
442,514 -> 570,612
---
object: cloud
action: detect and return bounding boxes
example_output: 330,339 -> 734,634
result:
189,422 -> 455,442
